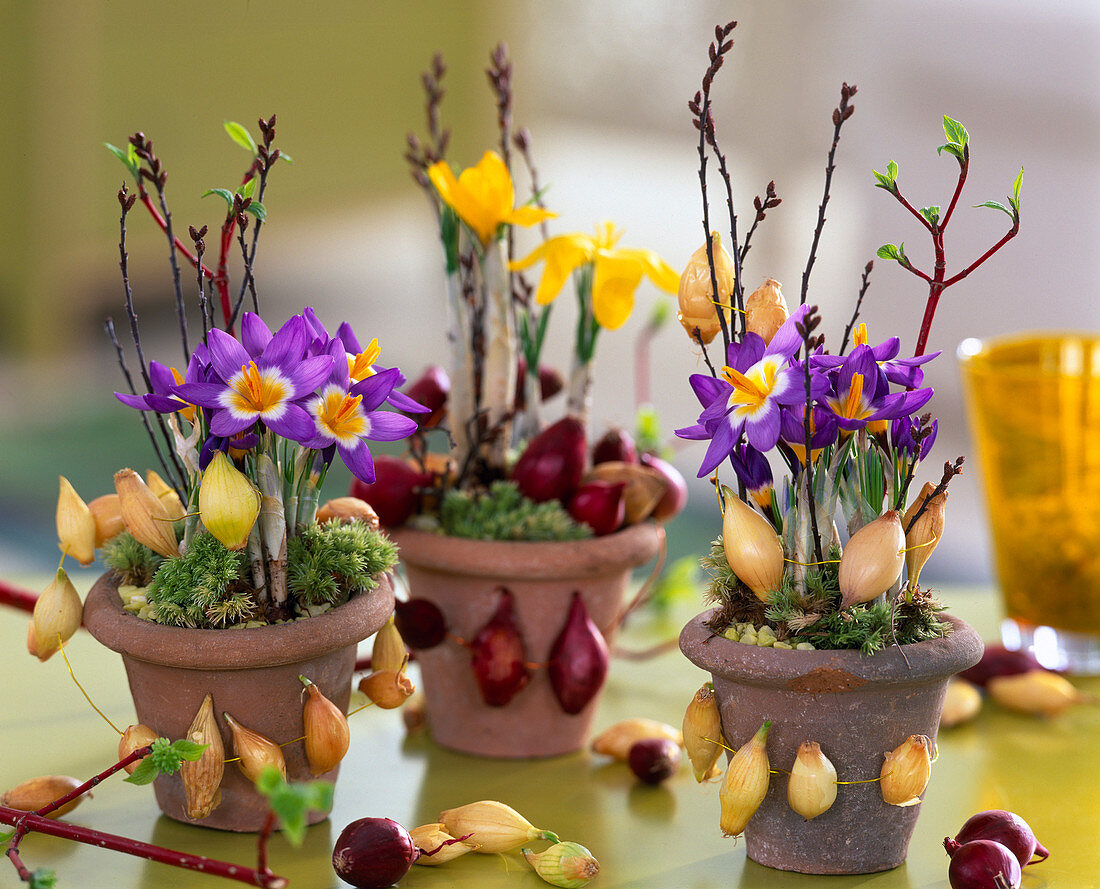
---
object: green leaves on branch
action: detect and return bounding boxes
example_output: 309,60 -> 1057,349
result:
201,188 -> 268,222
872,160 -> 899,193
105,142 -> 141,181
124,737 -> 207,785
974,167 -> 1024,222
937,115 -> 970,163
224,121 -> 258,155
919,206 -> 941,227
876,243 -> 909,267
29,868 -> 57,889
254,766 -> 333,847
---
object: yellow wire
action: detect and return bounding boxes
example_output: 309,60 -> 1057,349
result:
58,635 -> 123,736
784,557 -> 841,567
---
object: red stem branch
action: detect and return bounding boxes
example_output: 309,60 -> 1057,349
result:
0,579 -> 38,614
35,747 -> 151,819
942,224 -> 1020,289
939,154 -> 969,230
891,187 -> 935,233
256,810 -> 277,882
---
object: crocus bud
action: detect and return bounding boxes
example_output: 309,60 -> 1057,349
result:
410,823 -> 479,865
300,675 -> 350,775
744,277 -> 789,345
683,683 -> 724,782
118,724 -> 159,775
879,734 -> 932,806
181,693 -> 224,819
88,494 -> 125,547
787,741 -> 837,819
721,486 -> 784,602
439,800 -> 559,854
678,232 -> 734,344
224,712 -> 286,783
114,468 -> 180,558
719,721 -> 771,836
198,451 -> 260,551
32,568 -> 83,661
838,510 -> 905,608
901,483 -> 946,588
56,476 -> 97,565
523,841 -> 600,888
146,470 -> 185,520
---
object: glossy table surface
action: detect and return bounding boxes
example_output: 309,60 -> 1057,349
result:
3,581 -> 1098,889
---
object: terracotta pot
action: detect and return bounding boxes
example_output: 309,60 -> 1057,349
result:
679,611 -> 983,874
392,523 -> 661,758
83,571 -> 395,832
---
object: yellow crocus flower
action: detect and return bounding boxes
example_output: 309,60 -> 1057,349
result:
510,222 -> 679,330
427,151 -> 555,247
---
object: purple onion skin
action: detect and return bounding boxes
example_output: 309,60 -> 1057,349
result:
332,817 -> 417,889
944,839 -> 1022,889
592,429 -> 638,466
511,416 -> 587,504
349,456 -> 432,528
958,646 -> 1043,688
404,365 -> 450,428
568,481 -> 626,536
394,598 -> 447,650
639,453 -> 687,521
953,810 -> 1049,867
628,738 -> 681,785
470,589 -> 530,707
548,592 -> 609,714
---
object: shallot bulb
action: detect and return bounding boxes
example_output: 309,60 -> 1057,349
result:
943,838 -> 1021,889
951,810 -> 1049,868
332,817 -> 417,888
547,593 -> 609,714
469,589 -> 530,706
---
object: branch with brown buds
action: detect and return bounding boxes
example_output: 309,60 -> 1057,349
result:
839,260 -> 874,355
904,457 -> 964,534
739,180 -> 781,265
405,54 -> 450,193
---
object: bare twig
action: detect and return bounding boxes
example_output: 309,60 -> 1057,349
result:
839,260 -> 874,355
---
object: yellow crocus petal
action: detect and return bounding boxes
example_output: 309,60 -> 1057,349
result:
592,254 -> 645,330
428,159 -> 496,245
512,234 -> 594,305
617,247 -> 681,293
505,204 -> 558,230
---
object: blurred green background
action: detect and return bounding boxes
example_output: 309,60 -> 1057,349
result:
1,0 -> 1097,585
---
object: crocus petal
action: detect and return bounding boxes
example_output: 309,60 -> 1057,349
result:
336,321 -> 362,354
728,334 -> 765,372
867,387 -> 934,421
698,416 -> 740,478
504,204 -> 558,231
115,391 -> 150,410
287,355 -> 337,399
205,328 -> 253,382
352,366 -> 402,411
261,314 -> 308,368
263,402 -> 317,443
144,394 -> 189,413
387,389 -> 430,413
689,373 -> 727,408
209,409 -> 256,436
241,312 -> 273,358
365,410 -> 419,442
744,400 -> 782,451
616,247 -> 680,293
675,422 -> 710,441
174,382 -> 232,409
339,439 -> 376,484
764,303 -> 812,358
511,236 -> 593,306
148,361 -> 178,395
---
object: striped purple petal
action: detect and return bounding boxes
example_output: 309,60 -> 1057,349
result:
264,402 -> 317,443
241,312 -> 273,358
339,438 -> 376,484
174,381 -> 231,409
366,410 -> 419,442
744,400 -> 782,451
205,329 -> 252,382
261,314 -> 308,368
698,415 -> 741,478
764,304 -> 811,359
209,409 -> 255,437
352,367 -> 402,411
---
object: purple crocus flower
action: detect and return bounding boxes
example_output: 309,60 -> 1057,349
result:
334,319 -> 427,415
115,347 -> 211,421
174,316 -> 334,443
676,305 -> 822,477
301,340 -> 419,483
779,404 -> 839,465
891,414 -> 938,462
816,325 -> 940,388
730,444 -> 774,511
199,431 -> 261,470
822,344 -> 933,433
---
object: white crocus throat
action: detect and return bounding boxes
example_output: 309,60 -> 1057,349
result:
723,355 -> 786,419
222,362 -> 292,420
313,386 -> 369,446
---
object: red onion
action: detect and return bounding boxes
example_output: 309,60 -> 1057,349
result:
547,592 -> 609,714
403,365 -> 449,428
470,588 -> 530,706
349,456 -> 431,527
951,810 -> 1049,867
592,429 -> 638,465
958,646 -> 1043,688
514,359 -> 565,407
511,416 -> 587,504
943,839 -> 1021,889
393,598 -> 447,650
628,737 -> 681,785
568,481 -> 626,536
639,453 -> 687,521
332,817 -> 417,888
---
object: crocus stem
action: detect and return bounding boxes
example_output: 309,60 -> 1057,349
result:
0,805 -> 287,889
0,579 -> 38,614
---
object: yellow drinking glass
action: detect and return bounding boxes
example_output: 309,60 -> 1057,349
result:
959,333 -> 1100,673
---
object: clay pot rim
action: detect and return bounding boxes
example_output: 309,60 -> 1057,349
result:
680,609 -> 983,686
83,570 -> 394,671
391,521 -> 661,578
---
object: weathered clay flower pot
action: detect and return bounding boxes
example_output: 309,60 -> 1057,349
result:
83,571 -> 395,832
680,611 -> 983,874
392,523 -> 661,758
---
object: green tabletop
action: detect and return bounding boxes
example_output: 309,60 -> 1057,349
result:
3,583 -> 1098,889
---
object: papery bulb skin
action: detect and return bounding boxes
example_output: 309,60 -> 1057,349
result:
744,277 -> 789,345
512,416 -> 587,504
358,669 -> 416,709
88,494 -> 125,547
639,453 -> 688,521
719,721 -> 771,836
585,461 -> 667,524
838,510 -> 906,608
951,809 -> 1049,868
439,800 -> 558,853
678,232 -> 734,344
180,693 -> 224,820
300,676 -> 350,776
721,486 -> 784,602
349,455 -> 432,528
987,669 -> 1083,717
56,476 -> 97,565
944,838 -> 1022,889
902,482 -> 947,587
32,568 -> 83,661
940,679 -> 982,728
409,823 -> 479,866
114,468 -> 180,558
198,451 -> 261,551
1,775 -> 86,819
683,683 -> 724,782
880,734 -> 932,806
591,718 -> 682,761
787,741 -> 838,820
547,592 -> 609,714
224,712 -> 286,783
592,429 -> 638,465
470,589 -> 530,707
568,481 -> 626,536
146,470 -> 186,520
118,724 -> 159,775
394,598 -> 448,650
523,841 -> 600,888
316,496 -> 380,529
371,615 -> 408,674
405,365 -> 450,428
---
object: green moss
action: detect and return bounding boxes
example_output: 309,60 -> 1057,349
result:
101,530 -> 163,586
287,520 -> 398,607
146,532 -> 249,628
439,481 -> 591,541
